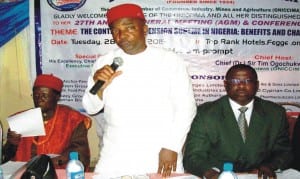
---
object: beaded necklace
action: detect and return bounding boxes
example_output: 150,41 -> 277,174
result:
32,106 -> 59,145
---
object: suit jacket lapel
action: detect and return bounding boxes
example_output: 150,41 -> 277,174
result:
246,98 -> 267,145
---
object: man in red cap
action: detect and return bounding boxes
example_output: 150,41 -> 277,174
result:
3,74 -> 91,171
82,3 -> 196,178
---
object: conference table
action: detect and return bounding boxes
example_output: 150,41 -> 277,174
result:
1,161 -> 197,179
80,169 -> 300,179
2,161 -> 300,179
8,168 -> 196,179
12,169 -> 300,179
11,169 -> 198,179
57,170 -> 197,178
28,169 -> 300,179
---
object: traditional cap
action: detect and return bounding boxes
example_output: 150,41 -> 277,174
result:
106,3 -> 145,25
33,74 -> 63,92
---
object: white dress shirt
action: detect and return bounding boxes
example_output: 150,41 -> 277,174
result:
229,98 -> 254,126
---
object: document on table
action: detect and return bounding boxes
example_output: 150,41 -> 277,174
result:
7,107 -> 45,137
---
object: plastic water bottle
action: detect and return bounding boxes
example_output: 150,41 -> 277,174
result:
218,162 -> 238,179
66,152 -> 84,179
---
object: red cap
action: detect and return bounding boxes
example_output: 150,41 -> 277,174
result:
33,74 -> 63,92
106,3 -> 145,25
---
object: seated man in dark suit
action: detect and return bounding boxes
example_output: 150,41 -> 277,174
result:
183,64 -> 293,179
292,115 -> 300,171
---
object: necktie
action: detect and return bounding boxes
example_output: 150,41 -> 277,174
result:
238,107 -> 248,142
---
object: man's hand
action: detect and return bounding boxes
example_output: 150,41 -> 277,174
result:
7,129 -> 21,146
203,169 -> 220,179
157,148 -> 177,177
51,156 -> 65,167
258,165 -> 277,179
93,65 -> 122,99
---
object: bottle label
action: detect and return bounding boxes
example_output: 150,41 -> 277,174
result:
70,171 -> 84,179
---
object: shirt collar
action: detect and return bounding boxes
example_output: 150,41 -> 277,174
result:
228,98 -> 254,111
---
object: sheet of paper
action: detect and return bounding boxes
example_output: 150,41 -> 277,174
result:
0,161 -> 27,179
7,107 -> 45,137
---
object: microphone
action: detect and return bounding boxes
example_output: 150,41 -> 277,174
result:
89,57 -> 123,95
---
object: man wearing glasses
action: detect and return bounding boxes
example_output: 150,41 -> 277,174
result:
183,64 -> 293,179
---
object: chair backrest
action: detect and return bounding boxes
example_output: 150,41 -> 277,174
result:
277,102 -> 300,141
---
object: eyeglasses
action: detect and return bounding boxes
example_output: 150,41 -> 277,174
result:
226,79 -> 256,85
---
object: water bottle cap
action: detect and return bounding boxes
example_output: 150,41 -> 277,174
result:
70,151 -> 79,160
223,162 -> 233,171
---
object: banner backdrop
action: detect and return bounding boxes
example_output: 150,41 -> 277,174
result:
33,0 -> 300,112
0,0 -> 29,48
